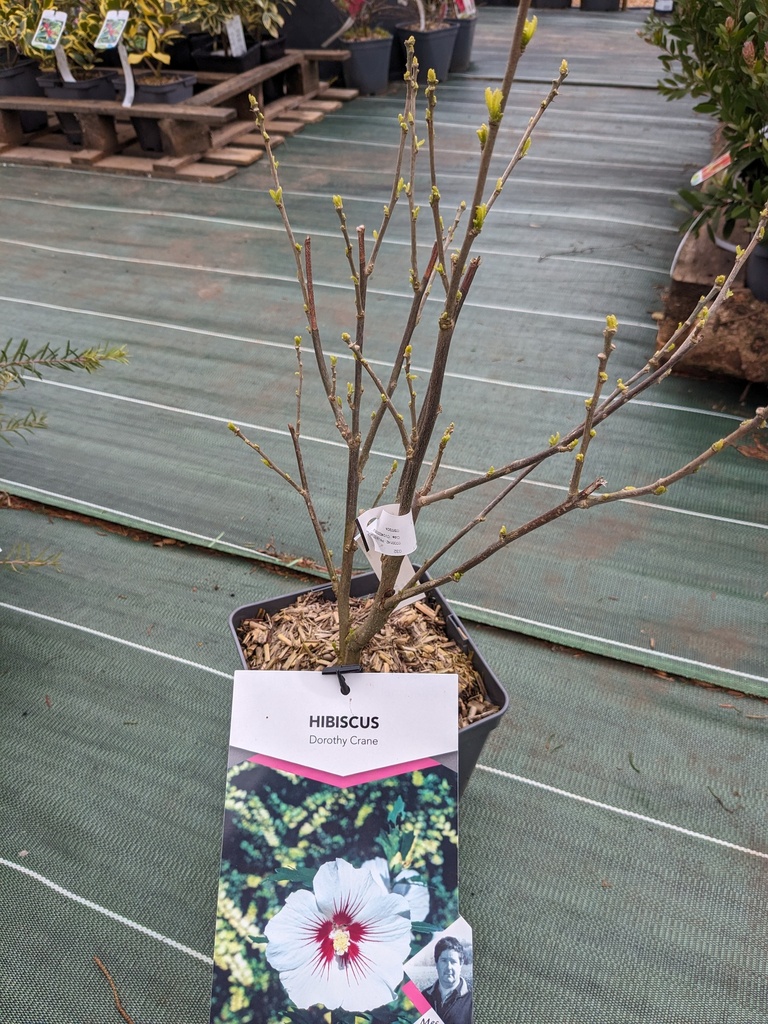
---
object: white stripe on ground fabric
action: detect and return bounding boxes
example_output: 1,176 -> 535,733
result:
475,765 -> 768,861
0,294 -> 741,421
0,602 -> 231,679
13,379 -> 766,531
0,239 -> 655,331
0,857 -> 213,963
451,599 -> 768,686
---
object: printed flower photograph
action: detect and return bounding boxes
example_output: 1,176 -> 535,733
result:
210,764 -> 458,1024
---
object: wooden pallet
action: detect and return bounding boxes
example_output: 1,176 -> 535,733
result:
0,50 -> 357,182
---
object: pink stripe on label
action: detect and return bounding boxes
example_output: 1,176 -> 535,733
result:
402,980 -> 432,1015
246,753 -> 441,788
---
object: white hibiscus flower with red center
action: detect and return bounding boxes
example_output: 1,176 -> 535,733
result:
265,857 -> 412,1012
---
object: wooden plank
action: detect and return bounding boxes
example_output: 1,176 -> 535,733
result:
91,154 -> 163,175
0,95 -> 234,123
70,148 -> 111,166
321,87 -> 359,101
300,99 -> 344,113
209,120 -> 259,149
186,53 -> 305,108
286,108 -> 325,124
202,146 -> 262,166
0,146 -> 76,168
78,112 -> 118,154
0,109 -> 23,147
174,162 -> 238,182
158,117 -> 210,157
151,153 -> 201,175
290,48 -> 350,62
263,118 -> 306,136
233,131 -> 285,150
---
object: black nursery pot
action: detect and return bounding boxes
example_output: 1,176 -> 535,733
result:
342,35 -> 394,95
37,70 -> 118,144
746,240 -> 768,302
192,40 -> 262,74
260,35 -> 287,105
532,0 -> 572,8
446,17 -> 477,73
229,571 -> 509,796
0,59 -> 48,132
395,22 -> 460,82
130,73 -> 196,153
580,0 -> 621,9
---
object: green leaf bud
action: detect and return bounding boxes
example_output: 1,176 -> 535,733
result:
227,421 -> 237,432
605,314 -> 618,331
549,432 -> 561,446
332,195 -> 343,209
477,123 -> 489,150
521,15 -> 538,50
485,86 -> 504,123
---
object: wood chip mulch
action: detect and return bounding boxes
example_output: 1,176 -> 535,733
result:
236,593 -> 500,729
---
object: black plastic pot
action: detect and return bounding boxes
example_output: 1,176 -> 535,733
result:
395,22 -> 460,82
130,73 -> 196,153
342,34 -> 393,95
260,35 -> 287,105
746,240 -> 768,302
192,40 -> 261,74
36,71 -> 118,145
580,0 -> 621,9
0,58 -> 47,133
168,31 -> 213,71
532,0 -> 572,7
229,571 -> 509,795
447,17 -> 477,73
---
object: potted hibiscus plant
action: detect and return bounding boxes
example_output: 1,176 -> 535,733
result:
227,0 -> 767,807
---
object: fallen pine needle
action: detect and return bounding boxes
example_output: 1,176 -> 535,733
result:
94,957 -> 136,1024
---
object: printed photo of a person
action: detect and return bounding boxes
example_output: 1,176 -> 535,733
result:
421,935 -> 472,1024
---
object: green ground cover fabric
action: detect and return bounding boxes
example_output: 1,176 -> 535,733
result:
3,8 -> 765,696
2,505 -> 767,1021
2,10 -> 765,695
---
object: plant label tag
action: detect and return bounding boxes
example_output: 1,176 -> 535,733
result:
455,0 -> 476,15
690,152 -> 732,186
210,670 -> 473,1024
31,10 -> 67,50
53,44 -> 76,83
355,504 -> 420,608
94,11 -> 129,50
359,504 -> 417,556
225,15 -> 248,58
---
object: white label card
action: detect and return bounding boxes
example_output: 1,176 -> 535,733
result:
32,10 -> 67,51
94,10 -> 129,50
225,15 -> 247,57
359,504 -> 417,556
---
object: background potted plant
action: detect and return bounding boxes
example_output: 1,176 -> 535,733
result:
395,0 -> 460,82
227,5 -> 767,787
0,0 -> 49,132
121,0 -> 196,152
328,0 -> 395,95
446,0 -> 478,74
29,0 -> 121,144
644,0 -> 768,299
242,0 -> 296,103
581,0 -> 621,12
185,0 -> 264,74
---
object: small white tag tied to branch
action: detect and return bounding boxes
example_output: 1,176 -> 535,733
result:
355,504 -> 420,609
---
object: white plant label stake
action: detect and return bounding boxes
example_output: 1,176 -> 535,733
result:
356,504 -> 420,608
225,15 -> 248,58
92,11 -> 134,108
32,11 -> 73,83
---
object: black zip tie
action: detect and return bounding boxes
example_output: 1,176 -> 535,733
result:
322,663 -> 362,695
